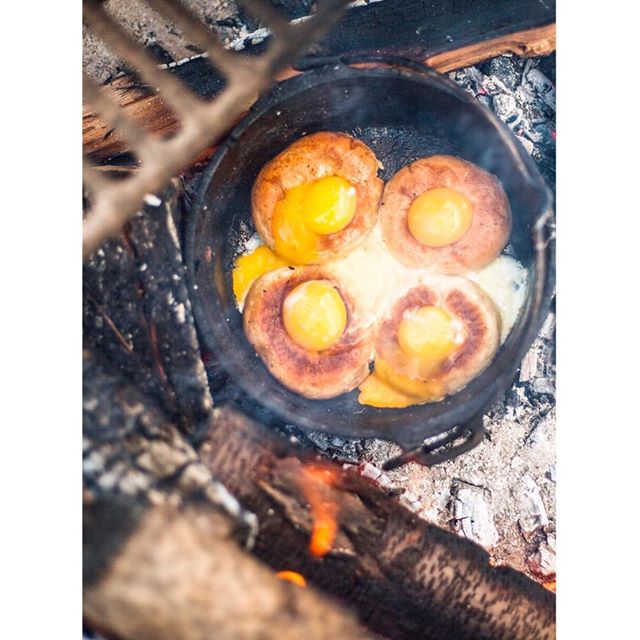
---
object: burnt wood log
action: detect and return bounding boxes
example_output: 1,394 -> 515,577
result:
84,499 -> 371,640
83,346 -> 554,640
83,181 -> 214,441
424,24 -> 555,72
83,0 -> 555,161
83,349 -> 371,640
201,407 -> 556,640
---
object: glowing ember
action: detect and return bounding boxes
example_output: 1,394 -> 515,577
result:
276,570 -> 307,587
310,503 -> 338,557
299,464 -> 340,558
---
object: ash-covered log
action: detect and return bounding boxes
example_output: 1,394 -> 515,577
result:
83,0 -> 555,162
83,180 -> 214,442
84,341 -> 554,640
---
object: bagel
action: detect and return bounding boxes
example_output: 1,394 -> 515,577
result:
251,132 -> 383,264
359,275 -> 502,407
379,155 -> 511,273
243,266 -> 375,399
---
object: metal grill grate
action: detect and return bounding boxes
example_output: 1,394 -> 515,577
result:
82,0 -> 348,258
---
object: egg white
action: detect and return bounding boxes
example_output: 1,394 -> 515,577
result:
466,254 -> 528,342
235,223 -> 528,345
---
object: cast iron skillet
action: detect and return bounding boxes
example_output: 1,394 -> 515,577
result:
185,55 -> 555,468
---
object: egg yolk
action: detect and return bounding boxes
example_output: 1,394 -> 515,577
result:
375,357 -> 446,401
397,305 -> 458,377
359,306 -> 460,408
272,176 -> 357,264
273,184 -> 320,265
358,372 -> 417,408
302,176 -> 357,235
232,245 -> 287,304
407,187 -> 472,247
357,361 -> 446,408
282,280 -> 347,351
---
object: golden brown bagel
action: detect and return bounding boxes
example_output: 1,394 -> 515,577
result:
243,266 -> 375,399
251,131 -> 383,263
380,155 -> 511,273
375,275 -> 502,399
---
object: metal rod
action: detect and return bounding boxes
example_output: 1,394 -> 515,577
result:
83,158 -> 111,195
83,0 -> 201,118
83,0 -> 350,258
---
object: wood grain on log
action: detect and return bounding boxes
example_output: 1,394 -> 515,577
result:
425,24 -> 556,73
83,349 -> 372,639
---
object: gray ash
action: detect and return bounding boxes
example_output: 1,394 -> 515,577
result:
451,53 -> 556,189
275,423 -> 370,463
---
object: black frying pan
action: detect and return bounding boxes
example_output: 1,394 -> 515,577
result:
185,56 -> 555,468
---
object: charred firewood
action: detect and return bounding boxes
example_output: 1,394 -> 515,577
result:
201,407 -> 556,640
84,499 -> 372,640
83,182 -> 214,442
83,1 -> 555,162
83,349 -> 371,640
84,346 -> 554,640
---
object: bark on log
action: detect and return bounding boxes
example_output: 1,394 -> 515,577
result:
83,349 -> 371,640
201,407 -> 556,640
424,24 -> 555,73
84,499 -> 371,640
83,339 -> 554,640
83,181 -> 214,441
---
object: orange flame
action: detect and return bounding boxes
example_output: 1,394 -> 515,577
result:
276,570 -> 307,587
310,501 -> 338,557
299,464 -> 340,558
543,580 -> 556,593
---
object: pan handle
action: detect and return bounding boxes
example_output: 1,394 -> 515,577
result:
529,200 -> 556,335
382,415 -> 485,470
533,204 -> 555,265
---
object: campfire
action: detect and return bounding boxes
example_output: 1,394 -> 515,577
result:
83,1 -> 556,639
299,464 -> 341,558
